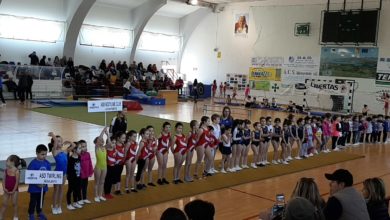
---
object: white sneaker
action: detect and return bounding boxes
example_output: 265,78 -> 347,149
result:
235,166 -> 242,171
295,156 -> 302,160
287,156 -> 293,161
314,150 -> 319,155
264,161 -> 270,165
94,197 -> 100,202
57,207 -> 62,214
83,199 -> 91,204
251,163 -> 257,169
277,159 -> 282,163
67,204 -> 76,210
282,160 -> 289,165
333,147 -> 340,151
77,200 -> 84,205
272,160 -> 279,165
73,202 -> 83,208
99,196 -> 106,201
51,205 -> 58,215
308,153 -> 314,157
220,169 -> 227,174
208,169 -> 215,174
242,165 -> 249,169
212,168 -> 219,173
325,149 -> 331,153
13,217 -> 18,220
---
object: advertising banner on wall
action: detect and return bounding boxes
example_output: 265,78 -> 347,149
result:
251,56 -> 284,67
282,55 -> 320,84
306,80 -> 350,95
249,67 -> 281,81
320,47 -> 378,78
234,11 -> 249,38
250,80 -> 270,91
376,57 -> 390,86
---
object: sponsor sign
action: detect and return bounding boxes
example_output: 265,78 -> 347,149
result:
249,68 -> 281,81
284,55 -> 320,70
376,57 -> 390,86
87,99 -> 123,113
307,81 -> 349,95
25,170 -> 63,185
251,57 -> 284,67
250,80 -> 270,91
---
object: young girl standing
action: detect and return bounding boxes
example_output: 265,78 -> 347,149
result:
103,136 -> 116,199
241,120 -> 251,168
321,113 -> 332,153
66,142 -> 82,210
303,117 -> 314,157
331,115 -> 342,151
171,123 -> 187,183
251,122 -> 261,168
288,114 -> 298,161
184,120 -> 198,182
271,118 -> 282,164
194,116 -> 211,178
79,140 -> 93,204
0,155 -> 26,220
114,132 -> 126,195
232,120 -> 244,171
212,80 -> 217,98
219,82 -> 223,97
259,117 -> 271,166
244,84 -> 250,99
147,125 -> 157,186
125,130 -> 138,193
296,118 -> 305,159
48,132 -> 72,215
94,127 -> 109,202
157,122 -> 171,185
220,127 -> 232,173
135,128 -> 151,190
280,119 -> 291,164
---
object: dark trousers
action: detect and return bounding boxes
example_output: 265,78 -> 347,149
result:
337,133 -> 346,146
104,165 -> 115,194
135,159 -> 146,182
332,136 -> 339,149
383,132 -> 388,143
0,90 -> 5,103
352,131 -> 360,144
365,133 -> 371,143
81,178 -> 88,200
28,192 -> 45,215
67,177 -> 81,205
26,86 -> 33,99
345,131 -> 351,144
19,88 -> 26,102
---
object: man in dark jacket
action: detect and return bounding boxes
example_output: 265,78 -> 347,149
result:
29,52 -> 39,65
26,73 -> 33,100
18,73 -> 29,104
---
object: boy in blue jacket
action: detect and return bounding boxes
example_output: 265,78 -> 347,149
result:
27,144 -> 51,220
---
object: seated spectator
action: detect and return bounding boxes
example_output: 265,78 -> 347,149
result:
3,77 -> 18,100
362,177 -> 390,220
287,101 -> 295,112
271,97 -> 277,108
175,77 -> 184,95
46,57 -> 53,66
263,98 -> 270,108
39,55 -> 47,66
122,61 -> 128,70
245,96 -> 254,108
260,177 -> 325,220
160,208 -> 186,220
99,59 -> 107,72
283,197 -> 325,220
184,199 -> 215,220
147,64 -> 153,73
226,94 -> 232,105
152,64 -> 158,74
323,169 -> 370,220
107,60 -> 115,70
116,61 -> 122,70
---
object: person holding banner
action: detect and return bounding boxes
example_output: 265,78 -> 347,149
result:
0,155 -> 26,220
27,144 -> 51,220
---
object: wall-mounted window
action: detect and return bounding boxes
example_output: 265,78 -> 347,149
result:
79,24 -> 132,49
0,14 -> 65,43
138,31 -> 181,53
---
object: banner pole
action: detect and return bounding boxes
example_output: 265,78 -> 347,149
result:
40,187 -> 43,209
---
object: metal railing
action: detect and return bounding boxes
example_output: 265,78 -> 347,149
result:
0,64 -> 65,80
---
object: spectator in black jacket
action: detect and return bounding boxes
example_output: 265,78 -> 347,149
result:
39,55 -> 46,66
26,73 -> 33,100
18,73 -> 29,104
28,51 -> 39,65
362,177 -> 390,220
110,111 -> 127,137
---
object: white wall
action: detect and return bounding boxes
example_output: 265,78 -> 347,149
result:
0,0 -> 65,64
135,15 -> 180,69
181,1 -> 390,114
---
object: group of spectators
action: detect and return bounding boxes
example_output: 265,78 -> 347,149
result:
0,71 -> 33,105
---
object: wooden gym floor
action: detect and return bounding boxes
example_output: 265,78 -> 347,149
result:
0,100 -> 389,220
